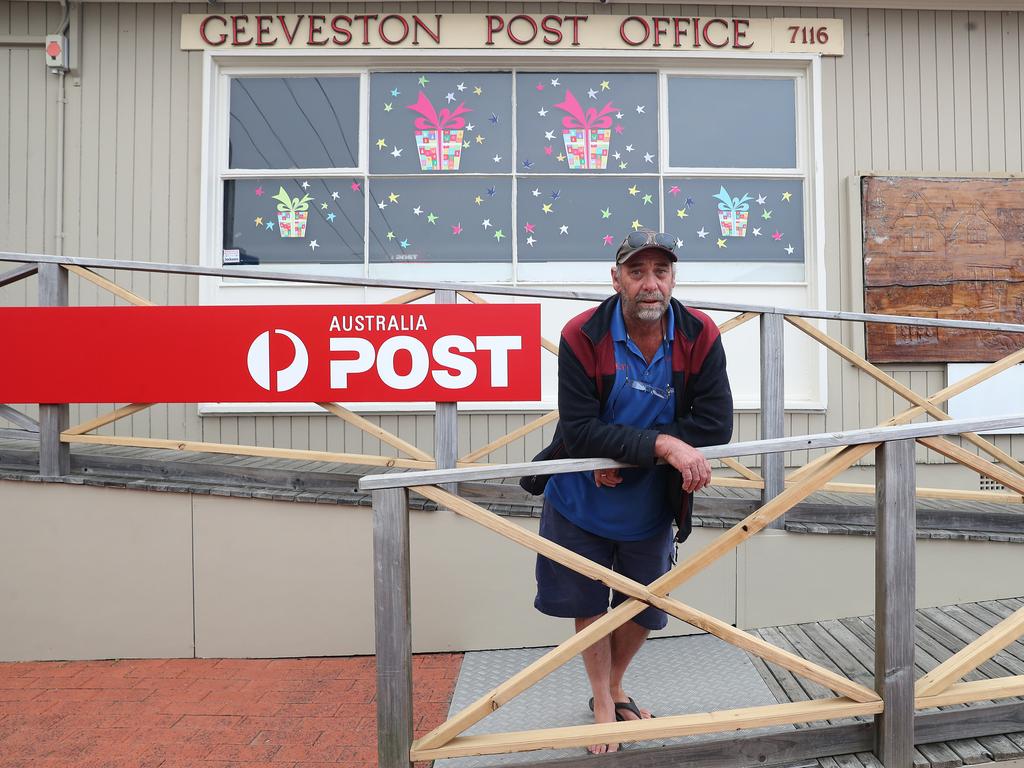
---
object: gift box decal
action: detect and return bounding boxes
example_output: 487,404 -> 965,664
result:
713,186 -> 752,237
406,91 -> 471,171
554,89 -> 616,170
272,186 -> 313,238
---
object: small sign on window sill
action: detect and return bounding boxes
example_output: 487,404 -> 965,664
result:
222,249 -> 259,265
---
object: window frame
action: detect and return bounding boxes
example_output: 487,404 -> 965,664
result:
198,49 -> 827,414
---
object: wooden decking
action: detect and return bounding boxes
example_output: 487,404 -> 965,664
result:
748,598 -> 1024,767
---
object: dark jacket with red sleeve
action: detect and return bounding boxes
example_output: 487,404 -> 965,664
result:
524,295 -> 734,543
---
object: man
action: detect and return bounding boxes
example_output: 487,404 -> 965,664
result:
532,229 -> 733,753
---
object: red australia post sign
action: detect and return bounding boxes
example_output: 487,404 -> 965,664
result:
3,304 -> 541,403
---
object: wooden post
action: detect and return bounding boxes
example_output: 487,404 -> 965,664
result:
874,438 -> 916,768
38,262 -> 70,477
434,289 -> 458,492
373,487 -> 414,768
760,312 -> 785,525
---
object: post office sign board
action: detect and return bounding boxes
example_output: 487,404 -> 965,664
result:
3,304 -> 541,404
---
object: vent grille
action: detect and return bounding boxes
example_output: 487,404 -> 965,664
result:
980,477 -> 1006,492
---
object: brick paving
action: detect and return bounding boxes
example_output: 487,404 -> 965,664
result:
0,654 -> 462,768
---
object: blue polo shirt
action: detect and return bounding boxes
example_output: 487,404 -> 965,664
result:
546,300 -> 676,540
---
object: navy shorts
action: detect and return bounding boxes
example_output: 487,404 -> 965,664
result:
534,499 -> 674,631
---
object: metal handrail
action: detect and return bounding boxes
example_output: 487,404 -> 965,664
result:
5,251 -> 1024,333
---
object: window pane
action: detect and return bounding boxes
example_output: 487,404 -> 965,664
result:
666,77 -> 797,169
369,73 -> 513,173
368,178 -> 513,264
229,77 -> 360,169
516,73 -> 658,174
517,177 -> 660,262
664,178 -> 803,262
222,178 -> 364,264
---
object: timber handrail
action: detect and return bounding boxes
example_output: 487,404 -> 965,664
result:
367,418 -> 1024,767
356,414 -> 1024,490
5,251 -> 1024,333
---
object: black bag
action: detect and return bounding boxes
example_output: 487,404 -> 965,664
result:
518,439 -> 565,495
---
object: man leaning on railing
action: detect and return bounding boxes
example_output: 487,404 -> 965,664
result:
520,228 -> 734,754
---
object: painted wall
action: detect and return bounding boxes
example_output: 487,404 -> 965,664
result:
2,3 -> 1024,474
2,479 -> 1022,661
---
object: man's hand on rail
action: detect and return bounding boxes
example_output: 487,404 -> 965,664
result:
655,434 -> 712,493
593,468 -> 623,488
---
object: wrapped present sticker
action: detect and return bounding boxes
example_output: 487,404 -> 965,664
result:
272,186 -> 313,238
554,89 -> 616,170
713,186 -> 752,237
406,91 -> 471,171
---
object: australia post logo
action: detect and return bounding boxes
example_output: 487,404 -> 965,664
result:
1,304 -> 541,405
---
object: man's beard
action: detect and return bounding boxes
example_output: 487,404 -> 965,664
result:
625,291 -> 668,322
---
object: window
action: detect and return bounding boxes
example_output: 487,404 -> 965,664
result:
214,67 -> 811,284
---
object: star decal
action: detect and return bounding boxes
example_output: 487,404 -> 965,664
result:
542,203 -> 553,214
400,238 -> 410,249
785,244 -> 795,254
465,122 -> 475,132
426,212 -> 438,224
386,231 -> 395,241
334,190 -> 343,199
613,152 -> 621,160
550,78 -> 560,86
391,87 -> 401,97
486,186 -> 497,197
536,82 -> 545,91
254,216 -> 263,226
522,159 -> 534,169
614,125 -> 625,135
457,82 -> 466,92
474,196 -> 483,205
321,202 -> 329,210
587,88 -> 598,99
390,147 -> 403,158
716,238 -> 727,249
559,224 -> 569,235
675,238 -> 684,248
697,227 -> 709,238
627,185 -> 639,196
625,144 -> 634,153
601,208 -> 611,219
326,212 -> 336,222
600,80 -> 611,91
264,221 -> 274,231
473,86 -> 482,95
524,222 -> 536,233
602,234 -> 614,245
418,76 -> 429,87
545,146 -> 553,156
756,194 -> 767,205
489,113 -> 499,124
492,154 -> 502,163
556,153 -> 566,162
772,231 -> 783,241
531,188 -> 541,197
481,218 -> 492,229
254,186 -> 264,197
412,205 -> 423,215
494,229 -> 505,241
618,162 -> 628,169
526,235 -> 536,246
301,181 -> 310,190
475,135 -> 485,145
309,239 -> 319,250
376,138 -> 387,150
782,191 -> 793,202
635,105 -> 646,114
615,111 -> 624,119
377,201 -> 388,210
676,208 -> 688,219
762,209 -> 773,220
451,223 -> 462,235
544,130 -> 555,141
446,92 -> 456,103
685,197 -> 695,207
388,192 -> 400,204
551,190 -> 561,200
752,227 -> 762,237
384,103 -> 393,112
643,153 -> 654,163
642,194 -> 653,205
538,107 -> 548,117
631,219 -> 643,231
349,183 -> 359,193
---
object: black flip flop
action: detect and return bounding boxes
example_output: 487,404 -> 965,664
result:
614,696 -> 655,720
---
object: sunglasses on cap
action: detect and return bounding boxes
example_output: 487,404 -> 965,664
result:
625,230 -> 676,251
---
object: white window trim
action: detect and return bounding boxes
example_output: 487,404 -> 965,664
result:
198,49 -> 827,414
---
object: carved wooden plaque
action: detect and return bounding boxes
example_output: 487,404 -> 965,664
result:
863,176 -> 1024,362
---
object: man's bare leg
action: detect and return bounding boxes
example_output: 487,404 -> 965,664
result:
575,615 -> 618,754
609,619 -> 654,719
